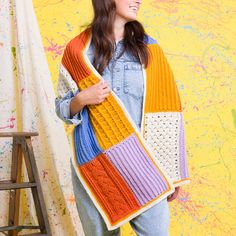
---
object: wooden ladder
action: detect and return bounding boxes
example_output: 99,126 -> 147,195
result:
0,132 -> 51,236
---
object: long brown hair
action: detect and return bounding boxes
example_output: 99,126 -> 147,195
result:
85,0 -> 150,75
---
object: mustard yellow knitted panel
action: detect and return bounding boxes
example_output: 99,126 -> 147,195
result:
145,45 -> 182,112
78,75 -> 134,150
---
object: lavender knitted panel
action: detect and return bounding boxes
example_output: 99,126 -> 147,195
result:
179,113 -> 189,179
104,133 -> 169,206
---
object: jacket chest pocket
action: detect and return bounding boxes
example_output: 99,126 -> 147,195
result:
123,62 -> 144,100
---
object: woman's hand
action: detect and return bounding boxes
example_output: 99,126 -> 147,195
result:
70,80 -> 111,117
167,186 -> 180,202
77,80 -> 111,106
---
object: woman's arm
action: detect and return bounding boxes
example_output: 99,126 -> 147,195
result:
70,91 -> 85,117
55,89 -> 83,125
55,63 -> 84,126
55,63 -> 111,125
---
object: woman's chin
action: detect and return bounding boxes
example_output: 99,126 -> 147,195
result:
125,15 -> 138,22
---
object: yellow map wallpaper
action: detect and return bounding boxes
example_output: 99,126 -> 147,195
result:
32,0 -> 236,235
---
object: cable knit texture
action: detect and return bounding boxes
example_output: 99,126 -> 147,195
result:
79,153 -> 141,223
59,28 -> 190,230
78,74 -> 134,149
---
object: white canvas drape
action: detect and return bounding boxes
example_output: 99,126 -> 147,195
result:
0,1 -> 83,235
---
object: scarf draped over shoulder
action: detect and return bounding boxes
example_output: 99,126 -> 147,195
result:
56,28 -> 190,230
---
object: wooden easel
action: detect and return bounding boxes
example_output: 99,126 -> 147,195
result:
0,132 -> 51,236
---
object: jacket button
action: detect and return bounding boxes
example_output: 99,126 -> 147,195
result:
113,87 -> 120,92
124,87 -> 128,93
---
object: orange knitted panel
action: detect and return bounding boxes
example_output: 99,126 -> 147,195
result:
78,75 -> 134,150
79,153 -> 141,225
61,28 -> 92,83
145,45 -> 182,112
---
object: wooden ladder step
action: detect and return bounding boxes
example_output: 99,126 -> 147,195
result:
0,181 -> 37,190
0,225 -> 40,231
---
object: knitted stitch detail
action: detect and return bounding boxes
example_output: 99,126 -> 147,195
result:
179,112 -> 189,179
144,112 -> 185,182
79,153 -> 141,224
74,106 -> 102,165
62,28 -> 92,82
145,46 -> 182,112
57,64 -> 78,99
78,75 -> 134,150
104,133 -> 169,205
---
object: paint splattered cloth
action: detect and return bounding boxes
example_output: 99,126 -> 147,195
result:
57,28 -> 190,230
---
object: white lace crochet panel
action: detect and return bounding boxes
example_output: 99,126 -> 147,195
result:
57,63 -> 78,98
144,112 -> 185,182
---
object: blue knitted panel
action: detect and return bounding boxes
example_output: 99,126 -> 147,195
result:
144,35 -> 158,45
74,106 -> 103,165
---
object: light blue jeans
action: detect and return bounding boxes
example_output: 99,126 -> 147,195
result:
71,162 -> 170,236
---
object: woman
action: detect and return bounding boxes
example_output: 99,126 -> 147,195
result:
55,0 -> 189,235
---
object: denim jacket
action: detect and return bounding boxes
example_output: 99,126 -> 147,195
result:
55,39 -> 147,131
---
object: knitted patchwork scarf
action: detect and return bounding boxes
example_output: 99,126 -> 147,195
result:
57,28 -> 190,230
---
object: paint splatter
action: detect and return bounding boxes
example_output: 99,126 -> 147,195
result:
44,37 -> 65,60
0,116 -> 16,130
11,46 -> 16,58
